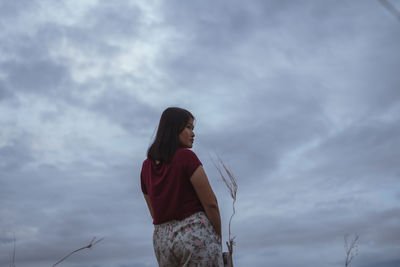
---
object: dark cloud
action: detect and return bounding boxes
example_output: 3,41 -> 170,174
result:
198,79 -> 328,184
304,116 -> 400,185
157,1 -> 377,84
89,87 -> 160,135
0,134 -> 34,172
363,259 -> 400,267
0,81 -> 13,100
0,145 -> 153,266
231,207 -> 400,266
0,0 -> 146,106
0,0 -> 39,20
87,1 -> 143,39
1,59 -> 70,94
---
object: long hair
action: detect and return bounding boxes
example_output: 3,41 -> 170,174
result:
147,107 -> 194,164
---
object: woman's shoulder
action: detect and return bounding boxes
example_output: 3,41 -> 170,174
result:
174,148 -> 201,165
175,148 -> 198,157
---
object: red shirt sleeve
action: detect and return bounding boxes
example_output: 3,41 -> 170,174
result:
182,149 -> 202,178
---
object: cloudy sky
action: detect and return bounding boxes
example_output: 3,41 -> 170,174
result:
1,0 -> 400,266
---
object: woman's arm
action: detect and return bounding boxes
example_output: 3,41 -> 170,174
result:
190,166 -> 222,240
143,194 -> 154,219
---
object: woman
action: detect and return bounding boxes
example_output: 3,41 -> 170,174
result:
140,107 -> 223,266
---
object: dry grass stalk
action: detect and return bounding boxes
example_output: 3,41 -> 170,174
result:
9,233 -> 16,267
213,155 -> 237,267
379,0 -> 400,22
344,234 -> 359,267
52,236 -> 103,267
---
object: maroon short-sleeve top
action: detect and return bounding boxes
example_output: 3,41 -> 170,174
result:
140,148 -> 205,224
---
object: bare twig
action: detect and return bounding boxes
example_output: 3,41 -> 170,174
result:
344,234 -> 359,267
379,0 -> 400,22
52,236 -> 104,267
212,155 -> 238,267
9,233 -> 16,267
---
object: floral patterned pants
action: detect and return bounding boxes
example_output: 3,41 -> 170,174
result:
153,211 -> 223,267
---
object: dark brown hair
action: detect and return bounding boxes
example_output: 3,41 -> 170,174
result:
147,107 -> 194,163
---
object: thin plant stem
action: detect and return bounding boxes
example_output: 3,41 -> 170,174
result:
52,237 -> 103,267
344,234 -> 359,267
379,0 -> 400,22
10,233 -> 16,267
212,154 -> 237,267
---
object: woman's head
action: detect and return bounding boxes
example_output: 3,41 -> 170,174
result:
147,107 -> 195,163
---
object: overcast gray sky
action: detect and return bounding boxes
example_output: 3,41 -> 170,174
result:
1,0 -> 400,266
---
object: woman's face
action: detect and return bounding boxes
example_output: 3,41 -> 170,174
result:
179,118 -> 195,148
